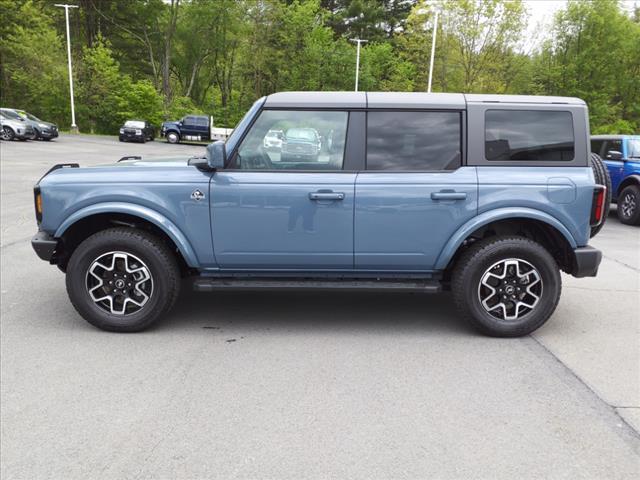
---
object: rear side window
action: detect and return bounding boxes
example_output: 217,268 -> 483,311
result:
591,140 -> 604,156
366,111 -> 461,171
485,110 -> 574,161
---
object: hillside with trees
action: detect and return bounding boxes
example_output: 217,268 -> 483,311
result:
1,0 -> 638,134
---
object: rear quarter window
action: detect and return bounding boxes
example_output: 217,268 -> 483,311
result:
485,110 -> 574,161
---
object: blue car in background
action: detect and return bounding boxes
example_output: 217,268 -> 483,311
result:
591,135 -> 640,225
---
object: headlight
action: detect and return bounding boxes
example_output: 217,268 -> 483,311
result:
119,128 -> 124,134
135,129 -> 142,135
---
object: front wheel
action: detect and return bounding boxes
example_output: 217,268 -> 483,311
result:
166,131 -> 179,144
452,236 -> 561,337
66,228 -> 181,332
618,185 -> 640,225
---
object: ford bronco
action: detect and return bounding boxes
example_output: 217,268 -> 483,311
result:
32,92 -> 607,336
591,134 -> 640,225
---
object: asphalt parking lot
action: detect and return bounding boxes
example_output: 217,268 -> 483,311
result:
1,134 -> 639,479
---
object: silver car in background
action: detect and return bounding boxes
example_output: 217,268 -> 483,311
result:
0,111 -> 34,141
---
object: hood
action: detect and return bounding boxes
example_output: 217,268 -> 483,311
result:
38,155 -> 210,187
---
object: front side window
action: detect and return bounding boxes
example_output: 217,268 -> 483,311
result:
485,110 -> 574,161
232,110 -> 348,170
604,139 -> 623,159
628,138 -> 640,159
366,111 -> 461,171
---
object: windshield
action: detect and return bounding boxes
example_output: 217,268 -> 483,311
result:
225,97 -> 265,154
628,138 -> 640,158
124,121 -> 145,128
23,112 -> 41,122
286,128 -> 317,141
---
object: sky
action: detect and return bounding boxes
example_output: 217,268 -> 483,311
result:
523,0 -> 639,50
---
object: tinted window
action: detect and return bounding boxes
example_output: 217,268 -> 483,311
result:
591,140 -> 604,156
366,111 -> 461,170
604,139 -> 623,159
196,116 -> 209,126
485,110 -> 574,161
233,110 -> 348,171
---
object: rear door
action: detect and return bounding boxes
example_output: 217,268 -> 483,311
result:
211,109 -> 357,269
354,110 -> 477,271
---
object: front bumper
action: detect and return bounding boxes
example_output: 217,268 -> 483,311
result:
38,128 -> 59,139
572,246 -> 602,278
32,231 -> 58,262
119,133 -> 144,141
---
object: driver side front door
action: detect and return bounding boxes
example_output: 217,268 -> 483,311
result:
211,109 -> 356,270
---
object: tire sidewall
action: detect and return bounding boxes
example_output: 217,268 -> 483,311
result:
459,241 -> 561,336
66,234 -> 173,331
2,127 -> 15,141
167,132 -> 179,144
618,185 -> 640,225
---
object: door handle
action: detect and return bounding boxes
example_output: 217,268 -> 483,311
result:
431,191 -> 467,201
309,191 -> 345,201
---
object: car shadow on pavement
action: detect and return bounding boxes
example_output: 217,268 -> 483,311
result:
158,287 -> 471,336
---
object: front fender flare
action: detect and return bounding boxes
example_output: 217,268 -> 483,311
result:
54,202 -> 199,267
434,207 -> 578,270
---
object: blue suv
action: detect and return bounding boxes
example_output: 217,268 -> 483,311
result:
31,92 -> 607,336
591,135 -> 640,225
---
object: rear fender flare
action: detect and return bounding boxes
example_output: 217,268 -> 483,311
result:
434,207 -> 578,270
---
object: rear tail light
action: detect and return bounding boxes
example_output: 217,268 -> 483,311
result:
590,185 -> 606,226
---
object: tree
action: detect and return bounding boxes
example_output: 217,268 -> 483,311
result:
0,0 -> 70,126
533,0 -> 640,133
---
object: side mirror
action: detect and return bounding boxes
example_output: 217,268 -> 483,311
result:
188,141 -> 226,171
207,140 -> 226,169
606,150 -> 623,160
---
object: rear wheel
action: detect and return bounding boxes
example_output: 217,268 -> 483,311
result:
452,236 -> 561,337
589,152 -> 611,237
66,228 -> 181,332
618,184 -> 640,225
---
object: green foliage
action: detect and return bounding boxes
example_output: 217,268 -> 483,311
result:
0,0 -> 69,125
1,0 -> 638,133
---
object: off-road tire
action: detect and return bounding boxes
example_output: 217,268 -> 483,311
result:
590,152 -> 611,237
618,184 -> 640,226
66,228 -> 181,332
452,236 -> 562,337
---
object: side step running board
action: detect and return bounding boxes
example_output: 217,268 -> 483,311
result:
192,278 -> 442,293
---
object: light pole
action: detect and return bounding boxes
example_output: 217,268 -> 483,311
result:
349,38 -> 368,92
54,4 -> 79,133
427,10 -> 439,93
